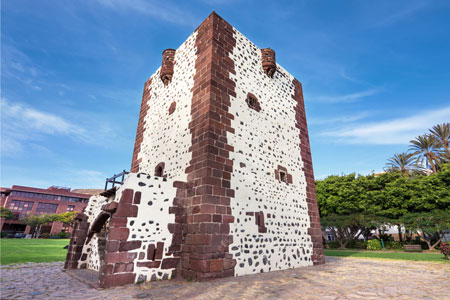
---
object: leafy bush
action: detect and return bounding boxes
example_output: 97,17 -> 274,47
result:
1,206 -> 15,220
326,241 -> 340,248
385,241 -> 403,250
48,232 -> 71,239
441,242 -> 450,259
346,239 -> 367,249
40,233 -> 50,239
367,239 -> 382,251
325,240 -> 368,249
55,232 -> 70,239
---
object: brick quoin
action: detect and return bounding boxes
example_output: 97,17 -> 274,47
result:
179,11 -> 237,280
64,213 -> 89,270
292,79 -> 325,265
99,189 -> 140,287
130,78 -> 152,173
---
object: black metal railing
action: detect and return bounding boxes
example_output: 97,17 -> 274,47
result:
104,170 -> 129,191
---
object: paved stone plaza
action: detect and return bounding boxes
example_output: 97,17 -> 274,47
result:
1,257 -> 449,300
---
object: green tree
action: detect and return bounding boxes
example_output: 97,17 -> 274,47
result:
316,174 -> 382,247
0,206 -> 15,220
363,172 -> 410,241
380,166 -> 450,241
400,210 -> 450,250
410,134 -> 442,173
316,166 -> 450,246
440,150 -> 450,164
21,211 -> 78,238
51,211 -> 77,230
384,152 -> 416,176
321,214 -> 363,248
405,164 -> 450,213
316,174 -> 365,216
430,122 -> 450,152
21,214 -> 52,238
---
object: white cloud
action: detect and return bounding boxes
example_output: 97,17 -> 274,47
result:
311,88 -> 381,103
321,106 -> 450,145
0,98 -> 113,155
339,70 -> 371,85
1,98 -> 86,136
2,45 -> 41,82
309,112 -> 369,125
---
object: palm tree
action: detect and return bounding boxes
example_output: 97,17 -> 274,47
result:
409,134 -> 441,173
384,152 -> 416,175
430,122 -> 450,151
440,150 -> 450,164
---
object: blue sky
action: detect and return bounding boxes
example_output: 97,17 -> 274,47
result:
1,0 -> 450,189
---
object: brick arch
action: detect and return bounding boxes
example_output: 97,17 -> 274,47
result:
86,212 -> 111,243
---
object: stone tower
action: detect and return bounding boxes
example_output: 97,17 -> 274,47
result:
65,12 -> 324,288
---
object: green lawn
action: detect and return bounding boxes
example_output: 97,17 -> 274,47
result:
2,239 -> 448,265
0,239 -> 69,265
325,249 -> 449,263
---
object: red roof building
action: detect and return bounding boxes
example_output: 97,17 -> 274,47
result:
0,185 -> 91,236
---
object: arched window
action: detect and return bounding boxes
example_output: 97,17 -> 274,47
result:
154,162 -> 165,177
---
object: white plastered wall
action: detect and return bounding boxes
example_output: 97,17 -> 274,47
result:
121,173 -> 177,282
76,31 -> 197,280
79,194 -> 110,271
76,173 -> 178,282
136,31 -> 197,181
227,29 -> 313,276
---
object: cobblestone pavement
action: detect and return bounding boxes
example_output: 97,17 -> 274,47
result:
1,257 -> 449,300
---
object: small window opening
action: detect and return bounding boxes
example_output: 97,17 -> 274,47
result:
279,171 -> 287,183
161,75 -> 170,86
246,93 -> 260,111
155,166 -> 163,177
154,162 -> 165,177
248,97 -> 256,108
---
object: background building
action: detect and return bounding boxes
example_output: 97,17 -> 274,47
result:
0,185 -> 93,236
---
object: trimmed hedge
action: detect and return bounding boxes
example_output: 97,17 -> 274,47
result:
367,239 -> 382,251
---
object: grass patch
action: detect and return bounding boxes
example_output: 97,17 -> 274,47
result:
0,239 -> 69,265
324,249 -> 449,263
